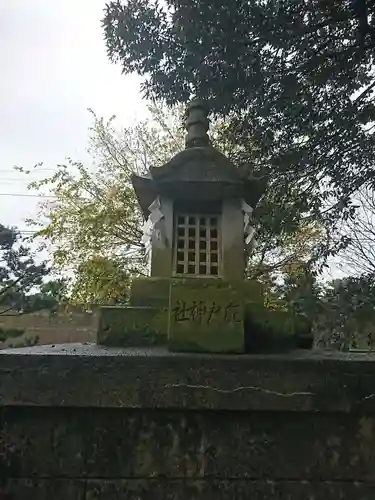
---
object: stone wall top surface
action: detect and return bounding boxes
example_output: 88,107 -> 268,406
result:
1,343 -> 375,412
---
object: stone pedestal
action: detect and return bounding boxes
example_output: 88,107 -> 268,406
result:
168,278 -> 244,353
1,344 -> 375,499
96,277 -> 312,352
97,277 -> 170,347
124,99 -> 268,354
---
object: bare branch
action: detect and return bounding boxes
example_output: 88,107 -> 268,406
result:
341,186 -> 375,274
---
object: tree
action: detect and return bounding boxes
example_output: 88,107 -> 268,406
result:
23,104 -> 185,305
28,278 -> 69,315
69,257 -> 132,305
313,273 -> 375,350
24,103 -> 324,304
102,0 -> 375,247
339,187 -> 375,275
248,218 -> 324,283
0,224 -> 51,315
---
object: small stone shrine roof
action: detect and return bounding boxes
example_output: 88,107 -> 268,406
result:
131,99 -> 266,218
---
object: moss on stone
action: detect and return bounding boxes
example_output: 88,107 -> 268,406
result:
97,277 -> 312,351
168,278 -> 244,353
240,279 -> 264,300
0,327 -> 25,342
130,277 -> 170,308
244,299 -> 313,352
97,306 -> 168,347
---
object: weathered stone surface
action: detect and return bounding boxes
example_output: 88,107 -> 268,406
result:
97,306 -> 167,346
129,277 -> 170,308
150,147 -> 243,183
168,279 -> 244,353
0,408 -> 86,478
84,479 -> 375,500
0,479 -> 85,500
2,345 -> 375,412
221,198 -> 246,280
2,479 -> 374,500
2,346 -> 375,499
3,407 -> 375,481
240,278 -> 263,299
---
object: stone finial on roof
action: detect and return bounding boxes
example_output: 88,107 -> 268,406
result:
185,99 -> 210,148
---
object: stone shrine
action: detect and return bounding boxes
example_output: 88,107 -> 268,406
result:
97,99 -> 266,352
4,103 -> 356,500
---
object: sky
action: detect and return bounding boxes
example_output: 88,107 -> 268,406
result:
0,1 -> 350,280
0,0 -> 146,230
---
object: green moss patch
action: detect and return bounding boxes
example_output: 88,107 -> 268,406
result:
97,306 -> 168,347
168,278 -> 244,353
130,277 -> 170,308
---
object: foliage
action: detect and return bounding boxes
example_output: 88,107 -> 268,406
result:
0,327 -> 39,349
0,327 -> 24,342
70,257 -> 132,305
276,264 -> 322,317
23,103 -> 325,304
26,278 -> 69,315
248,220 -> 324,285
23,104 -> 186,305
0,224 -> 54,315
99,0 -> 375,347
103,0 -> 375,248
314,273 -> 375,350
251,263 -> 375,351
340,187 -> 375,274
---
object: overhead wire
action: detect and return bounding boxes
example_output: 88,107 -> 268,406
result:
0,193 -> 56,198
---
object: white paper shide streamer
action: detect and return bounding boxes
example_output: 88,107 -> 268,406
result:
242,199 -> 256,248
140,197 -> 165,259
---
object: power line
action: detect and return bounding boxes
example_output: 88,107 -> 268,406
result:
0,168 -> 57,173
0,193 -> 56,198
0,178 -> 47,182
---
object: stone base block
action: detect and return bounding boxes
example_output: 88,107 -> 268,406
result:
168,278 -> 244,353
97,306 -> 167,346
130,277 -> 170,308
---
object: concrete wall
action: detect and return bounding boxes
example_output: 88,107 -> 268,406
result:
1,345 -> 375,499
0,307 -> 97,349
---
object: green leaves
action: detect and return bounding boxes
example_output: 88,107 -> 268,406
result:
314,273 -> 375,350
23,100 -> 331,305
0,223 -> 53,315
102,0 -> 375,241
23,104 -> 186,305
70,257 -> 132,305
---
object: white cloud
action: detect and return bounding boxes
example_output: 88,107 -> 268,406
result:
0,0 -> 146,227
